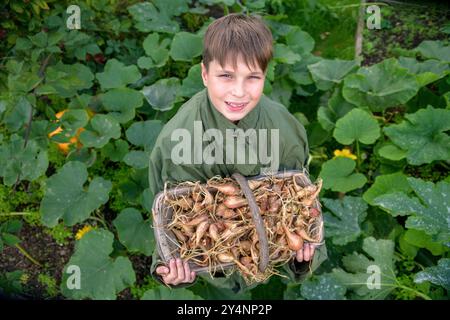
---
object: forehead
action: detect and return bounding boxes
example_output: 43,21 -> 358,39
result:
209,55 -> 263,73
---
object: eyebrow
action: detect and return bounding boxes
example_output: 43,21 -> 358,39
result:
217,69 -> 263,75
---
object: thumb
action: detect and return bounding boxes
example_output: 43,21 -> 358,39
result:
156,266 -> 169,275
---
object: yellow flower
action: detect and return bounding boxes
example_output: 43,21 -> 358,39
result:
333,148 -> 357,160
75,225 -> 93,240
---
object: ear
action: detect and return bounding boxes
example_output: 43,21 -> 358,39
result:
201,61 -> 208,87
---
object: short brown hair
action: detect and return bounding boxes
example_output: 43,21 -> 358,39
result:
202,13 -> 273,72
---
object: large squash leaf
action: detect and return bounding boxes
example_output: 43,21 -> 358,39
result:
416,40 -> 450,62
0,134 -> 48,186
169,32 -> 203,62
142,287 -> 203,300
362,172 -> 411,206
333,237 -> 396,300
414,258 -> 450,291
317,86 -> 356,132
308,59 -> 359,91
374,177 -> 450,244
323,196 -> 368,245
40,161 -> 112,227
61,229 -> 135,299
319,157 -> 367,193
141,78 -> 181,111
383,106 -> 450,165
398,57 -> 450,86
79,114 -> 121,149
333,108 -> 380,145
113,208 -> 154,256
300,274 -> 347,300
100,88 -> 143,124
96,59 -> 141,90
342,58 -> 419,111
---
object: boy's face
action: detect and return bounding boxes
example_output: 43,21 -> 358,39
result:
201,56 -> 265,123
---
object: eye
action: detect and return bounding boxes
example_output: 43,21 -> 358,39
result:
219,74 -> 232,79
249,76 -> 262,79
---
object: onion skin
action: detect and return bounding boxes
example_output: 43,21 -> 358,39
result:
223,196 -> 248,209
310,207 -> 320,217
194,221 -> 209,246
284,225 -> 303,251
210,183 -> 240,196
186,214 -> 208,226
217,252 -> 235,263
209,223 -> 219,242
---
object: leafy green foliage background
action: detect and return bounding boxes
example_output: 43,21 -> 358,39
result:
0,0 -> 449,300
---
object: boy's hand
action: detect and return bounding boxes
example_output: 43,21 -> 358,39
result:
296,243 -> 316,263
155,258 -> 196,286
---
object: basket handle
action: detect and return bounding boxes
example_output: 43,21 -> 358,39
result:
232,172 -> 269,272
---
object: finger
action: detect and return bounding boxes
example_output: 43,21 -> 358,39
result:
156,266 -> 169,275
176,258 -> 185,282
304,244 -> 311,261
165,259 -> 177,283
310,245 -> 316,258
296,248 -> 303,262
190,271 -> 196,283
183,260 -> 191,282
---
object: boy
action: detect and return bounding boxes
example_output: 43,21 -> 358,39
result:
148,13 -> 327,289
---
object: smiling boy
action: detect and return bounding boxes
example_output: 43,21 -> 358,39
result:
149,13 -> 327,290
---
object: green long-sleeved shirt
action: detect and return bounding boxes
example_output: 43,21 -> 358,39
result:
148,88 -> 327,292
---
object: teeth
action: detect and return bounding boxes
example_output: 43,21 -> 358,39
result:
227,102 -> 246,107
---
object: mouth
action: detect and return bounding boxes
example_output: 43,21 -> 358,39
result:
225,101 -> 249,112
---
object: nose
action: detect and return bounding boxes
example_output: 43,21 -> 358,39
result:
231,79 -> 245,97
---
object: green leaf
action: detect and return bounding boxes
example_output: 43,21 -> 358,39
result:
79,114 -> 121,148
61,229 -> 135,299
36,62 -> 94,98
308,59 -> 358,91
383,106 -> 450,165
414,258 -> 450,290
403,229 -> 449,256
398,57 -> 450,86
289,53 -> 321,85
323,196 -> 368,245
40,161 -> 112,227
100,88 -> 143,124
96,59 -> 141,90
416,40 -> 450,62
1,233 -> 21,246
0,134 -> 48,186
333,109 -> 380,145
300,274 -> 347,300
59,109 -> 90,134
377,143 -> 407,161
319,157 -> 367,193
273,43 -> 301,64
2,220 -> 22,234
125,120 -> 163,151
342,58 -> 419,111
123,151 -> 149,169
141,78 -> 180,111
113,208 -> 154,256
333,237 -> 396,299
141,286 -> 203,300
374,177 -> 450,243
101,139 -> 129,162
363,172 -> 410,206
138,33 -> 170,69
318,87 -> 356,131
128,1 -> 187,34
180,64 -> 204,98
286,27 -> 315,55
3,96 -> 35,132
170,32 -> 203,61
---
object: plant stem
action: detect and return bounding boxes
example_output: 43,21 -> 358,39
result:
396,284 -> 432,300
0,212 -> 32,216
89,216 -> 108,229
15,243 -> 42,267
356,140 -> 361,171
